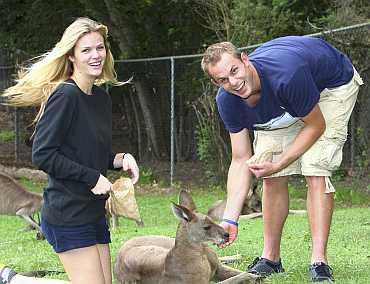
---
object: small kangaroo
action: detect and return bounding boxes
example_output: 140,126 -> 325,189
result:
0,172 -> 43,236
207,180 -> 262,222
114,190 -> 261,284
207,180 -> 306,221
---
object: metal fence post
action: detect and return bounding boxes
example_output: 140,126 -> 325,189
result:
14,107 -> 20,162
170,57 -> 175,186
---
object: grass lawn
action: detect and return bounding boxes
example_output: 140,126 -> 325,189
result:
0,177 -> 369,283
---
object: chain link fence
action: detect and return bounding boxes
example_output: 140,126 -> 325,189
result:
0,23 -> 369,183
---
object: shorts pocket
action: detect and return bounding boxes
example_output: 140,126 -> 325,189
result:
325,127 -> 347,144
313,139 -> 343,171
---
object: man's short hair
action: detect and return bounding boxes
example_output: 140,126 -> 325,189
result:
201,42 -> 241,75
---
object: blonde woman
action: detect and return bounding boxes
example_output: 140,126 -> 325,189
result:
1,17 -> 139,284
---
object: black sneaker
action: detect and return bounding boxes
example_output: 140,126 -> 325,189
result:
309,262 -> 335,282
247,257 -> 285,277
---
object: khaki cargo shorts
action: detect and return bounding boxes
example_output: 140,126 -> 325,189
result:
252,68 -> 363,192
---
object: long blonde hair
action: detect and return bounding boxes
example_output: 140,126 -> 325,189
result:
2,17 -> 125,122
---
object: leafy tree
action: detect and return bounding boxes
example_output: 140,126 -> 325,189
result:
0,0 -> 86,57
192,0 -> 333,46
0,0 -> 212,160
192,0 -> 370,183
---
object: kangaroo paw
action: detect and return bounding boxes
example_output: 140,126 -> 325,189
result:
217,272 -> 262,284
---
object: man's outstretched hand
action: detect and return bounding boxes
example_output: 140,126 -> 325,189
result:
248,161 -> 280,178
218,221 -> 238,248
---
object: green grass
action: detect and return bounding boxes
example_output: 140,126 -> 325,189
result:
0,130 -> 15,143
1,179 -> 369,283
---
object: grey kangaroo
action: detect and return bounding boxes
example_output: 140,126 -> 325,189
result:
207,179 -> 305,221
114,190 -> 261,284
0,172 -> 43,236
207,180 -> 262,222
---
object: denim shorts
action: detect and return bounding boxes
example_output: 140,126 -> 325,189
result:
41,217 -> 111,253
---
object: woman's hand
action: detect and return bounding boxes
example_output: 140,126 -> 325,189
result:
122,153 -> 140,184
91,174 -> 112,195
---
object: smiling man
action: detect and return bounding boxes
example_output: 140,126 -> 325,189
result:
201,36 -> 363,282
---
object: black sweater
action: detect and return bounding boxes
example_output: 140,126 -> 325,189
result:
32,80 -> 116,225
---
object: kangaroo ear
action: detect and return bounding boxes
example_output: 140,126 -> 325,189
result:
171,202 -> 194,222
252,178 -> 258,193
178,190 -> 197,211
247,177 -> 258,198
207,200 -> 225,219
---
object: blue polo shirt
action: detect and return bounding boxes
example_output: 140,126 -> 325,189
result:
216,36 -> 354,133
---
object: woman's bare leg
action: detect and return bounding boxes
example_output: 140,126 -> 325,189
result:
97,244 -> 112,284
58,245 -> 107,284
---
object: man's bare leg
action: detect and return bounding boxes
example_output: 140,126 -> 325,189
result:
306,176 -> 333,264
261,176 -> 290,262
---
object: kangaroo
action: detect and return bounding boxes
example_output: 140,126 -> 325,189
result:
0,172 -> 43,236
114,190 -> 261,284
207,180 -> 262,222
207,181 -> 306,221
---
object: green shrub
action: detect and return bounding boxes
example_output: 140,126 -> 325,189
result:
193,90 -> 231,185
139,167 -> 156,185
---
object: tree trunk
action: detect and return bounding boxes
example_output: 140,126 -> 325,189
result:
80,0 -> 166,159
128,92 -> 142,160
